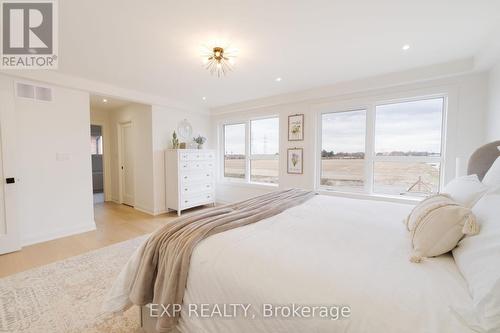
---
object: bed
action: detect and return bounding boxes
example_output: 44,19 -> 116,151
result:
162,195 -> 472,333
106,141 -> 500,333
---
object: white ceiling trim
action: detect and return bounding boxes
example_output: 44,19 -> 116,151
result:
210,58 -> 475,115
0,70 -> 210,115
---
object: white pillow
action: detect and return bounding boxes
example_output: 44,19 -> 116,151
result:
405,194 -> 479,263
442,174 -> 488,207
452,189 -> 500,331
483,157 -> 500,187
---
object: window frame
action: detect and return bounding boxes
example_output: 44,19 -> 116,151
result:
317,94 -> 447,198
220,115 -> 280,186
222,122 -> 247,181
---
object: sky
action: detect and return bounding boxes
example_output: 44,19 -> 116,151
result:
225,117 -> 279,155
224,98 -> 444,156
322,98 -> 444,154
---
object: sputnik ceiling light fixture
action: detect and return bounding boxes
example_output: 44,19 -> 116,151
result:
202,46 -> 236,78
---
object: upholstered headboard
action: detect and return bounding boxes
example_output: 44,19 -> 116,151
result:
467,141 -> 500,181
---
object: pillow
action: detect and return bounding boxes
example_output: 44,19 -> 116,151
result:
442,174 -> 488,207
405,194 -> 479,263
482,157 -> 500,187
453,190 -> 500,331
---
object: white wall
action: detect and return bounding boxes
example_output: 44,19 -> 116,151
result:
212,72 -> 489,203
487,62 -> 500,141
0,74 -> 96,246
91,104 -> 211,216
151,106 -> 211,214
91,103 -> 155,214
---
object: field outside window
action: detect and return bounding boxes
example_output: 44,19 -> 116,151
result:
223,117 -> 279,185
320,97 -> 445,197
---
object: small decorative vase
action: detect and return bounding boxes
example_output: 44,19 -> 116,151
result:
197,144 -> 203,149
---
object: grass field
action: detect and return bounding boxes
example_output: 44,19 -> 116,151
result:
224,158 -> 440,195
320,159 -> 439,195
224,159 -> 278,184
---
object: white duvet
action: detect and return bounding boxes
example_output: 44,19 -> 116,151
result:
107,195 -> 475,333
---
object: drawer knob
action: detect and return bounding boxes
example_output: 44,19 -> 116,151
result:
184,188 -> 188,191
206,185 -> 210,188
185,200 -> 188,203
184,176 -> 188,179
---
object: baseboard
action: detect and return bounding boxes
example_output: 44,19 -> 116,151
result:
153,209 -> 168,216
134,205 -> 155,216
21,222 -> 97,247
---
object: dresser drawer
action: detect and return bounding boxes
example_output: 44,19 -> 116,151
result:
180,171 -> 213,183
180,182 -> 214,195
203,151 -> 215,160
181,192 -> 214,209
179,161 -> 214,172
179,151 -> 215,161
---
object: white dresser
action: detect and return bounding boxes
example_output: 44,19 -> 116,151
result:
165,149 -> 216,216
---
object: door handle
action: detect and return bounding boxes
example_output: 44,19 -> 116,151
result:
5,177 -> 15,184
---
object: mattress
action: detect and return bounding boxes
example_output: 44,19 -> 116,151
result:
171,195 -> 474,333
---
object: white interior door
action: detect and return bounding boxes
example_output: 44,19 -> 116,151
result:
120,122 -> 135,206
0,91 -> 20,255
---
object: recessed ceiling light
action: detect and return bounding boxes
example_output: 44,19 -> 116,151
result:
102,98 -> 108,103
402,44 -> 410,51
202,97 -> 207,101
275,77 -> 282,82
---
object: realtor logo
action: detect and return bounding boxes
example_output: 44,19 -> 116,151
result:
1,0 -> 58,69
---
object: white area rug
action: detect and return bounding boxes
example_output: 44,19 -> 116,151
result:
0,236 -> 148,332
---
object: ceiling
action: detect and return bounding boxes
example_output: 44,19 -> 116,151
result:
59,0 -> 500,109
89,95 -> 132,111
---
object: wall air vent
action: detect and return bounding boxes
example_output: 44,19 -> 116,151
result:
15,82 -> 53,102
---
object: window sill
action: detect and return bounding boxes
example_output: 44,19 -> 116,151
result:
218,180 -> 279,190
317,188 -> 423,205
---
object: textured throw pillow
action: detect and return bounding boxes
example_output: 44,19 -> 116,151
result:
482,157 -> 500,187
453,190 -> 500,331
442,174 -> 488,207
405,194 -> 479,263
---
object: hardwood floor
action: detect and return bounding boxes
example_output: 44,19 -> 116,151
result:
0,202 -> 190,278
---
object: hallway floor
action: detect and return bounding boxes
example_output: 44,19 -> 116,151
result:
0,202 -> 195,278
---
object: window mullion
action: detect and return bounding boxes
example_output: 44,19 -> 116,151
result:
245,121 -> 251,183
364,105 -> 375,194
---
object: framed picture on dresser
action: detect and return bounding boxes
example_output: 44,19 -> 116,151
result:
288,114 -> 304,141
287,148 -> 303,174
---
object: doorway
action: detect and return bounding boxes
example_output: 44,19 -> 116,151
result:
90,125 -> 105,204
118,122 -> 134,207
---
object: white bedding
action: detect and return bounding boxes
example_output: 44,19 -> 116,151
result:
175,195 -> 474,333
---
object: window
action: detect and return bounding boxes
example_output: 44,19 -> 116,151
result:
250,118 -> 279,184
222,117 -> 279,185
91,136 -> 103,155
321,110 -> 366,192
373,98 -> 443,196
224,123 -> 246,179
320,97 -> 445,197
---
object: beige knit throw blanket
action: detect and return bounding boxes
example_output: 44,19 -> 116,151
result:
128,188 -> 316,332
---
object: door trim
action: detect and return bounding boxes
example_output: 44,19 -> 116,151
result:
117,121 -> 134,206
0,90 -> 20,254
